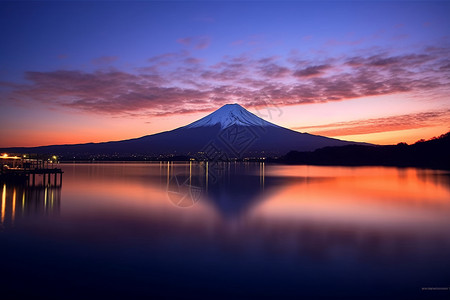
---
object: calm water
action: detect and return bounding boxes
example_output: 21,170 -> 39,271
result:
1,163 -> 449,299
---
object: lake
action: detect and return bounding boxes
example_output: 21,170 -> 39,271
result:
1,162 -> 449,299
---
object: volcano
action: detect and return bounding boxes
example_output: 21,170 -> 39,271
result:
2,104 -> 367,158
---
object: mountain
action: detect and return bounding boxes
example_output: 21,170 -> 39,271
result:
184,103 -> 279,129
2,104 -> 367,159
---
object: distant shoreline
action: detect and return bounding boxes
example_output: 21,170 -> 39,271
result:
56,160 -> 450,172
3,132 -> 450,171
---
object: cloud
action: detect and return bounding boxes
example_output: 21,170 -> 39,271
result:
346,53 -> 433,68
259,63 -> 290,78
230,35 -> 264,47
293,110 -> 450,137
14,70 -> 214,116
176,36 -> 210,50
293,64 -> 331,78
176,37 -> 193,46
196,38 -> 211,50
256,57 -> 289,78
184,57 -> 203,64
4,45 -> 450,117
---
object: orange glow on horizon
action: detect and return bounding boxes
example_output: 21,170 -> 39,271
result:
329,126 -> 450,145
0,95 -> 448,147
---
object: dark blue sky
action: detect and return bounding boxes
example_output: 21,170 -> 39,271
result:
2,1 -> 447,78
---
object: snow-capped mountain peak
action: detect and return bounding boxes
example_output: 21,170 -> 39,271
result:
184,104 -> 279,129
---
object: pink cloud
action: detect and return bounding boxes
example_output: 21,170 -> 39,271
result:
293,64 -> 332,78
3,45 -> 449,118
195,37 -> 210,50
259,63 -> 290,78
176,37 -> 192,46
184,57 -> 203,64
292,110 -> 450,137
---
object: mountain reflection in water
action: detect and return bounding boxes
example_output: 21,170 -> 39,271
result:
1,163 -> 449,299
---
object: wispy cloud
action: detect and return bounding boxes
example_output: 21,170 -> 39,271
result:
3,45 -> 449,117
293,64 -> 332,78
176,36 -> 210,50
293,110 -> 450,137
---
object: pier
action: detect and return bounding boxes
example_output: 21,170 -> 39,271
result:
0,153 -> 63,186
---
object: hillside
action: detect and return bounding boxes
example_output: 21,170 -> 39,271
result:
281,132 -> 450,169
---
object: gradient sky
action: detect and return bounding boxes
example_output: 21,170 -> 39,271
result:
1,0 -> 449,147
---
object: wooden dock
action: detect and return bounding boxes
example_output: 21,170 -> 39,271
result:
0,153 -> 63,186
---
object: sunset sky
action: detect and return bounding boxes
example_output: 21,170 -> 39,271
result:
1,1 -> 449,147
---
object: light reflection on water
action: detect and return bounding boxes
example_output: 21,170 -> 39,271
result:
0,183 -> 61,228
1,162 -> 449,299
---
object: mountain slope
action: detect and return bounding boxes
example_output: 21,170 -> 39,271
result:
1,104 -> 368,158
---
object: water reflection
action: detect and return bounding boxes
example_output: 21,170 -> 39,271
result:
163,161 -> 303,216
110,162 -> 450,261
2,163 -> 449,298
0,182 -> 60,228
157,163 -> 450,260
4,163 -> 450,241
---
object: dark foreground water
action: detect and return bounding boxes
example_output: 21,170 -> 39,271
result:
1,163 -> 449,299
